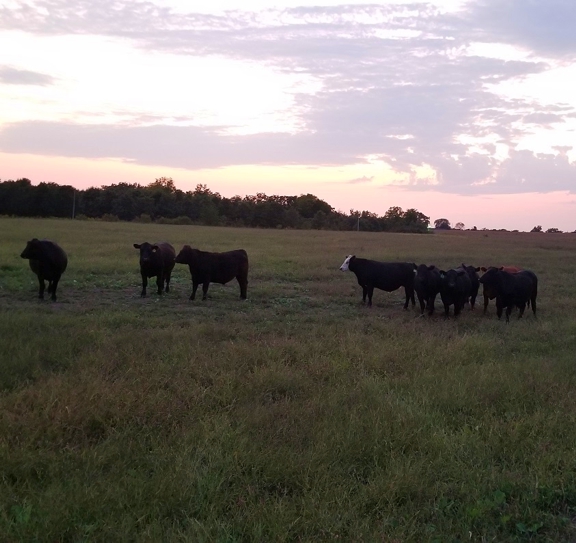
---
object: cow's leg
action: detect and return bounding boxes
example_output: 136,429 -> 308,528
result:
366,286 -> 374,307
470,293 -> 476,310
454,300 -> 461,316
403,286 -> 414,309
201,281 -> 210,301
496,298 -> 503,320
47,280 -> 54,294
50,276 -> 60,301
531,296 -> 537,317
417,292 -> 426,315
156,273 -> 163,295
190,281 -> 199,300
505,305 -> 512,323
140,273 -> 148,297
164,270 -> 172,293
443,302 -> 450,317
517,301 -> 526,319
483,294 -> 489,314
428,294 -> 436,316
237,276 -> 248,299
38,275 -> 46,299
361,286 -> 368,304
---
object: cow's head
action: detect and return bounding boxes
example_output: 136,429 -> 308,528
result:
20,238 -> 41,260
415,263 -> 430,279
175,245 -> 195,265
478,266 -> 500,285
440,268 -> 465,289
339,255 -> 355,271
134,242 -> 159,264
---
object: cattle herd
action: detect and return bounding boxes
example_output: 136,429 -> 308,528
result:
18,239 -> 538,324
339,255 -> 537,323
19,238 -> 249,304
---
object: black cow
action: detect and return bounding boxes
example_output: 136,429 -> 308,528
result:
479,266 -> 523,313
339,255 -> 416,309
20,239 -> 68,301
414,264 -> 442,316
479,267 -> 537,323
175,246 -> 249,300
459,263 -> 480,310
133,242 -> 175,297
439,268 -> 471,317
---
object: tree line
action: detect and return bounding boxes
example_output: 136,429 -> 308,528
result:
0,178 -> 431,233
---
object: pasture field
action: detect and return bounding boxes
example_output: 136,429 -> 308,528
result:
1,217 -> 576,542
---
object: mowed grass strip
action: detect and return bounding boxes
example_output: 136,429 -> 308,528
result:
1,218 -> 576,541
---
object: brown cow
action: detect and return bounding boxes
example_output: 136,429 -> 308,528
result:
478,266 -> 522,313
175,246 -> 249,300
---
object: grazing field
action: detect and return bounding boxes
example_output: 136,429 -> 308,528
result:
2,217 -> 576,542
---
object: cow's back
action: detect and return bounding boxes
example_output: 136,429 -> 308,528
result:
355,260 -> 414,290
372,262 -> 414,290
34,240 -> 68,278
156,242 -> 176,271
200,249 -> 248,284
217,249 -> 248,276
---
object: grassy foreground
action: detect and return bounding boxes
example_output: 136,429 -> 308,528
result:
1,218 -> 576,542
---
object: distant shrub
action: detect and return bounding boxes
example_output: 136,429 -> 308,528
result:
133,213 -> 152,223
171,216 -> 194,225
100,213 -> 119,222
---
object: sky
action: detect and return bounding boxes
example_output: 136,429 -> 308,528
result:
1,0 -> 576,231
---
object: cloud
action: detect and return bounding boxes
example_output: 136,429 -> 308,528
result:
0,65 -> 54,86
464,0 -> 576,59
1,0 -> 576,195
347,175 -> 374,184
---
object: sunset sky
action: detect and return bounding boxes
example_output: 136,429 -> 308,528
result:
2,0 -> 576,231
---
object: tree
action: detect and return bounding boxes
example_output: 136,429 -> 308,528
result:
530,225 -> 543,233
149,177 -> 176,192
434,218 -> 451,230
454,222 -> 465,230
546,227 -> 562,233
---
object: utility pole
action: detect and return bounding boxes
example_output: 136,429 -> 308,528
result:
357,215 -> 360,231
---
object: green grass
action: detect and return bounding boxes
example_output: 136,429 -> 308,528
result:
1,218 -> 576,541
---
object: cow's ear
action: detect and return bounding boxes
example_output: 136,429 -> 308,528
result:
133,244 -> 141,249
427,265 -> 435,271
413,263 -> 417,270
480,266 -> 487,272
475,267 -> 481,272
498,266 -> 504,270
461,263 -> 466,268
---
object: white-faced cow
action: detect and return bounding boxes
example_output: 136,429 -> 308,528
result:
133,242 -> 175,297
20,239 -> 68,301
175,246 -> 249,301
414,264 -> 442,316
439,268 -> 471,317
479,267 -> 537,323
339,255 -> 416,309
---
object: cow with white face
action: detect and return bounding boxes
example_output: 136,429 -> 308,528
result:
340,255 -> 416,309
339,255 -> 354,272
